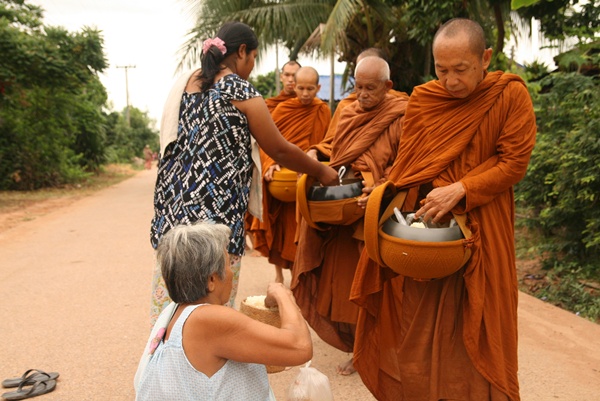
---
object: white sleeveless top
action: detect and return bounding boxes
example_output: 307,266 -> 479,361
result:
136,304 -> 275,401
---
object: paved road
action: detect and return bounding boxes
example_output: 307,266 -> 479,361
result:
0,169 -> 598,400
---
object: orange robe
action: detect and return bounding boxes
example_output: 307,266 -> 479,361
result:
314,89 -> 406,159
250,98 -> 330,267
350,71 -> 537,401
265,90 -> 296,113
292,94 -> 409,351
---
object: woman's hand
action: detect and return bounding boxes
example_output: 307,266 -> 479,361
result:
264,282 -> 290,308
317,164 -> 339,186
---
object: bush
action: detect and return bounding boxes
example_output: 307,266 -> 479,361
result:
516,72 -> 600,276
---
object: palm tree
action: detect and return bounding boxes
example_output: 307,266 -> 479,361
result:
176,0 -> 522,92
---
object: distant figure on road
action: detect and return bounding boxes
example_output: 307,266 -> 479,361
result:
143,145 -> 153,170
149,21 -> 337,326
136,222 -> 312,401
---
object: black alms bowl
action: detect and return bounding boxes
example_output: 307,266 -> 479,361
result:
308,178 -> 364,201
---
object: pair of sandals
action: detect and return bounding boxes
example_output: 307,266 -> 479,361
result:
1,370 -> 58,400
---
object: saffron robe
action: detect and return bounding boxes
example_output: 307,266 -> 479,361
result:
265,90 -> 296,113
313,90 -> 406,160
250,97 -> 330,267
350,71 -> 537,401
292,94 -> 408,351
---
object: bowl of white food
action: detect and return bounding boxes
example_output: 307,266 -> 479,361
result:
381,212 -> 464,242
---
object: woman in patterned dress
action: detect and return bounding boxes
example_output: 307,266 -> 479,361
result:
149,21 -> 338,324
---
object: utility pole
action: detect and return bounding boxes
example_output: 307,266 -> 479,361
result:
116,65 -> 136,126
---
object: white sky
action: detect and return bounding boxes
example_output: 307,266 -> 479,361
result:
31,1 -> 557,128
31,0 -> 346,128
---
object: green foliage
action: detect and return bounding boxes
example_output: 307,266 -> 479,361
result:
535,263 -> 600,323
0,0 -> 117,190
249,70 -> 277,98
517,0 -> 600,42
516,72 -> 600,275
103,107 -> 159,164
511,0 -> 539,9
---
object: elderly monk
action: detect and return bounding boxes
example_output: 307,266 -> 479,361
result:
320,48 -> 404,151
350,18 -> 537,401
265,60 -> 302,112
250,67 -> 331,283
293,57 -> 409,375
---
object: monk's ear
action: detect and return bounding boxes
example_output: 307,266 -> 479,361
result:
316,84 -> 321,92
384,80 -> 393,90
482,48 -> 493,70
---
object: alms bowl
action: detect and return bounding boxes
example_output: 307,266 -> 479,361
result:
308,178 -> 364,201
382,213 -> 463,242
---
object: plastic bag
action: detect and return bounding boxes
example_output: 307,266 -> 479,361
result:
287,361 -> 334,401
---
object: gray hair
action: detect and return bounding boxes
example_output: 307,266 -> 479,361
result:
157,222 -> 231,303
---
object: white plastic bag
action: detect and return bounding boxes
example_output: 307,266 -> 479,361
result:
287,361 -> 334,401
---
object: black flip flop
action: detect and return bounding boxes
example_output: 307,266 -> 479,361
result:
1,379 -> 56,400
1,370 -> 59,389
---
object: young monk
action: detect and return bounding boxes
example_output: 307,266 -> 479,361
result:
265,60 -> 302,112
250,67 -> 331,284
350,18 -> 537,401
293,57 -> 409,375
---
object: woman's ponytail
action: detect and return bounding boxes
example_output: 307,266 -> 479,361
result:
198,22 -> 258,92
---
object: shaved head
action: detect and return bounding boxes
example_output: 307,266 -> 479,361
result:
355,56 -> 390,81
354,56 -> 392,111
294,66 -> 321,105
294,66 -> 320,85
357,47 -> 388,63
433,18 -> 486,57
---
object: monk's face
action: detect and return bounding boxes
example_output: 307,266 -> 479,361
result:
294,71 -> 320,106
280,63 -> 300,95
433,32 -> 492,98
354,70 -> 391,111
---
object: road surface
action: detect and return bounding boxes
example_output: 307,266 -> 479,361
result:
0,169 -> 598,400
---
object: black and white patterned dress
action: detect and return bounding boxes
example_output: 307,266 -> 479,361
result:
150,74 -> 261,255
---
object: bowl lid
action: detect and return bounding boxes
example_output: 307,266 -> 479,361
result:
272,167 -> 297,182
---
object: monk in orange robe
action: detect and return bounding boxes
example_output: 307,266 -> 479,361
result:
264,60 -> 301,112
350,18 -> 537,401
245,60 -> 302,252
250,67 -> 331,283
321,48 -> 403,150
293,57 -> 409,375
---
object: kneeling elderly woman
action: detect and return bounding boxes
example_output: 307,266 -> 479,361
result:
135,222 -> 312,400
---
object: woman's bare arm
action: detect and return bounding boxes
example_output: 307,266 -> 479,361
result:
233,97 -> 338,186
191,284 -> 312,368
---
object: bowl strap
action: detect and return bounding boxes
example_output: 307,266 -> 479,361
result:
364,181 -> 399,266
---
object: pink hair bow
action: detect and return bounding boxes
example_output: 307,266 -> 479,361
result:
202,37 -> 227,55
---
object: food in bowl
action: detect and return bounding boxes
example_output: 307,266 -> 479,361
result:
244,295 -> 278,311
382,212 -> 463,242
